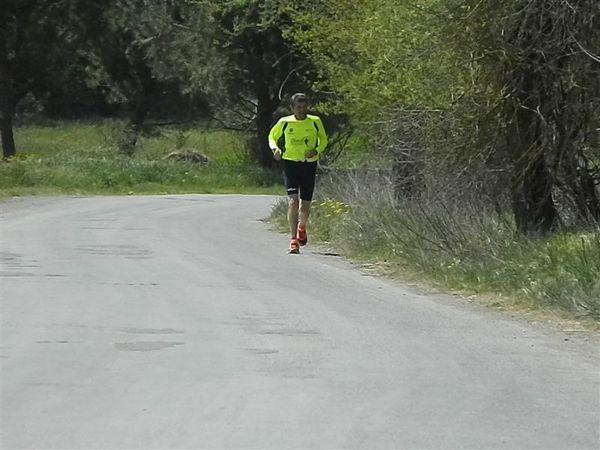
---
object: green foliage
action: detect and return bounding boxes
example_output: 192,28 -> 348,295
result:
97,0 -> 223,99
288,0 -> 461,117
3,1 -> 221,110
2,0 -> 74,103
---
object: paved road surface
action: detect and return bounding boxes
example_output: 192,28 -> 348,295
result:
1,195 -> 599,449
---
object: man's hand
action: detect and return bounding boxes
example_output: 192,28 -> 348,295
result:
273,148 -> 282,161
304,149 -> 318,159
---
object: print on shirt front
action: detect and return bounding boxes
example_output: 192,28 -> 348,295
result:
287,125 -> 313,150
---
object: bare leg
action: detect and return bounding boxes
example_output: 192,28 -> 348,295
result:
288,195 -> 300,237
298,199 -> 312,229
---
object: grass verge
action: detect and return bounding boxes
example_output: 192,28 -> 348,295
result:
270,177 -> 600,326
1,120 -> 282,197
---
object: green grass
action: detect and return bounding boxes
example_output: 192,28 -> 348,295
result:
271,194 -> 600,323
1,120 -> 283,197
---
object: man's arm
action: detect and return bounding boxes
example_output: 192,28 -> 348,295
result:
268,120 -> 284,153
314,117 -> 328,154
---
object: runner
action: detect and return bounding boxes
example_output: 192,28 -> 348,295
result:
268,93 -> 328,253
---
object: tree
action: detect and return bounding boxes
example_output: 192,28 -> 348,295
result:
453,0 -> 600,232
0,6 -> 16,158
78,0 -> 223,154
288,0 -> 454,118
211,0 -> 314,168
0,0 -> 62,158
0,1 -> 223,158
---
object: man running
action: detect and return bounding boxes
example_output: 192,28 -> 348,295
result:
268,93 -> 328,254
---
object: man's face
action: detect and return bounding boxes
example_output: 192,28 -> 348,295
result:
291,100 -> 308,119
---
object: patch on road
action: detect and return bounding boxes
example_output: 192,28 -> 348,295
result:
114,341 -> 184,352
120,328 -> 184,335
74,244 -> 152,259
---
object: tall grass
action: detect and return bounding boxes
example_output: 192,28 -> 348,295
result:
0,120 -> 282,196
272,170 -> 600,320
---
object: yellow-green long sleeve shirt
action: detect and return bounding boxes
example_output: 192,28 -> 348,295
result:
268,114 -> 328,162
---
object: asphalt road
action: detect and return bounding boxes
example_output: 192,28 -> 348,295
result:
1,194 -> 599,450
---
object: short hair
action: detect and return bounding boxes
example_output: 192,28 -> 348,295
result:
290,93 -> 308,105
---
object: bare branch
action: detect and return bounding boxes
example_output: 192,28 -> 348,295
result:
278,63 -> 307,101
571,34 -> 600,64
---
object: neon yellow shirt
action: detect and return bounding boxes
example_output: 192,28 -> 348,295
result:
268,114 -> 328,162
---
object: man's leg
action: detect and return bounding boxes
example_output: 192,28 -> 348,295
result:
297,161 -> 317,246
298,200 -> 311,229
287,195 -> 301,253
288,195 -> 300,238
282,160 -> 301,247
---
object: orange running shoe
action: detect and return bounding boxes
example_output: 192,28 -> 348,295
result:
288,238 -> 300,254
297,226 -> 307,246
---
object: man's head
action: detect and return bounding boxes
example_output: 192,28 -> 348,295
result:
290,93 -> 308,119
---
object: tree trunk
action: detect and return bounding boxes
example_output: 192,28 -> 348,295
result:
392,159 -> 424,201
249,34 -> 279,169
509,90 -> 559,234
559,135 -> 600,227
578,98 -> 600,225
120,92 -> 148,156
254,96 -> 278,169
574,155 -> 600,225
119,61 -> 153,156
512,151 -> 558,234
0,28 -> 16,158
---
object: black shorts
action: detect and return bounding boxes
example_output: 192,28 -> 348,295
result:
282,160 -> 318,201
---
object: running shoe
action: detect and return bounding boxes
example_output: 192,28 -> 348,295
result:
288,238 -> 300,254
297,226 -> 308,246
